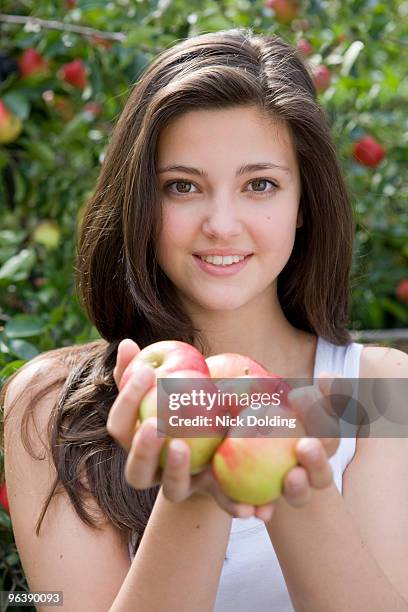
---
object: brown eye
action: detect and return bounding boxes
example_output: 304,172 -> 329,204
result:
166,181 -> 198,195
247,179 -> 278,194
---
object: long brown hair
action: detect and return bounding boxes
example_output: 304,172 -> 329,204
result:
0,27 -> 354,556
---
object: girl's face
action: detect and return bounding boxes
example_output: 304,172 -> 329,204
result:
155,105 -> 302,315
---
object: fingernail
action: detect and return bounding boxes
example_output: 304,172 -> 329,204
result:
259,507 -> 274,522
288,386 -> 320,408
142,419 -> 158,441
288,480 -> 304,493
297,438 -> 320,461
169,440 -> 186,465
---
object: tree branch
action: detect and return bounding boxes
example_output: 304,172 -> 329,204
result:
0,12 -> 126,42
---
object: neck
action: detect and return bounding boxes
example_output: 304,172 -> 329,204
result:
187,291 -> 318,379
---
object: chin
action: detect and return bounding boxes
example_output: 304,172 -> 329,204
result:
188,292 -> 252,312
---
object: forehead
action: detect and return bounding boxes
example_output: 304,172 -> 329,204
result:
156,105 -> 297,169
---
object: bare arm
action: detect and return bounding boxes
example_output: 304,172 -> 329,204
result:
265,348 -> 408,611
3,353 -> 233,612
110,488 -> 232,612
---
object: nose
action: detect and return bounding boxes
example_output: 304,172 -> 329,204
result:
201,199 -> 243,241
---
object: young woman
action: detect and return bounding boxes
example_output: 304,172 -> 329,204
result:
1,27 -> 407,612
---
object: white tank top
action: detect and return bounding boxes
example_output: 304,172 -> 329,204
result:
128,336 -> 364,611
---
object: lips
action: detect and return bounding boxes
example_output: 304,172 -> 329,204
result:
193,250 -> 253,257
193,253 -> 253,276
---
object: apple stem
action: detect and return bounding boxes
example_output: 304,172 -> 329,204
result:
244,367 -> 249,374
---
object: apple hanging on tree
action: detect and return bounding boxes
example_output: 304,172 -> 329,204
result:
312,65 -> 331,92
60,59 -> 88,89
18,48 -> 48,78
0,99 -> 22,144
352,135 -> 385,168
264,0 -> 300,24
0,481 -> 10,514
297,38 -> 313,57
396,279 -> 408,305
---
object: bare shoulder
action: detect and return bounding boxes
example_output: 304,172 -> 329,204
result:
345,344 -> 408,461
2,339 -> 109,431
2,341 -> 132,611
359,343 -> 408,378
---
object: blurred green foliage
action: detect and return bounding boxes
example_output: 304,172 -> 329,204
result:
0,0 -> 407,606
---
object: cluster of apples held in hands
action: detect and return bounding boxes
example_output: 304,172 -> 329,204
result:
118,340 -> 307,506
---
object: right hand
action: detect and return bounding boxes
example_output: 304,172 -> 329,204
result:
106,338 -> 275,522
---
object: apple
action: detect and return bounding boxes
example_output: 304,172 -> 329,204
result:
205,353 -> 269,378
0,481 -> 9,513
212,402 -> 306,505
0,100 -> 22,144
312,65 -> 331,92
32,221 -> 61,250
396,279 -> 408,305
119,340 -> 210,392
215,374 -> 292,419
60,59 -> 87,89
352,136 -> 385,168
18,48 -> 48,78
83,102 -> 103,118
297,38 -> 313,57
264,0 -> 300,24
138,369 -> 227,474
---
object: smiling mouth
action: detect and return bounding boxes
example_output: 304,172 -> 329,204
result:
192,254 -> 254,276
193,254 -> 252,264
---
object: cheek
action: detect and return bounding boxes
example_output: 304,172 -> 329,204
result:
257,208 -> 298,255
155,206 -> 191,259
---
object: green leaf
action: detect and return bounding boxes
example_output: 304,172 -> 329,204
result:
0,230 -> 27,246
23,141 -> 55,168
8,339 -> 40,361
0,512 -> 11,530
0,249 -> 36,282
2,91 -> 31,120
4,315 -> 48,339
382,297 -> 408,323
0,360 -> 26,382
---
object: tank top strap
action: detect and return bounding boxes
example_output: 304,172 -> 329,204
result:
313,336 -> 363,379
313,336 -> 364,492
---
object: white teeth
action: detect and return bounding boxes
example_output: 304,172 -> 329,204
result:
199,255 -> 245,266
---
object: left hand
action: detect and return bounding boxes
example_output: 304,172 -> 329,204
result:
279,372 -> 352,508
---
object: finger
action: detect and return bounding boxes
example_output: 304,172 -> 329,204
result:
161,439 -> 192,503
190,467 -> 256,519
125,417 -> 166,489
316,372 -> 338,398
254,503 -> 275,522
113,339 -> 140,389
319,437 -> 340,457
206,479 -> 255,518
296,437 -> 334,489
107,364 -> 156,450
287,385 -> 340,441
282,465 -> 312,507
317,373 -> 353,419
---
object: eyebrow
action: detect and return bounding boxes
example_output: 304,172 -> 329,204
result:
157,162 -> 291,177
